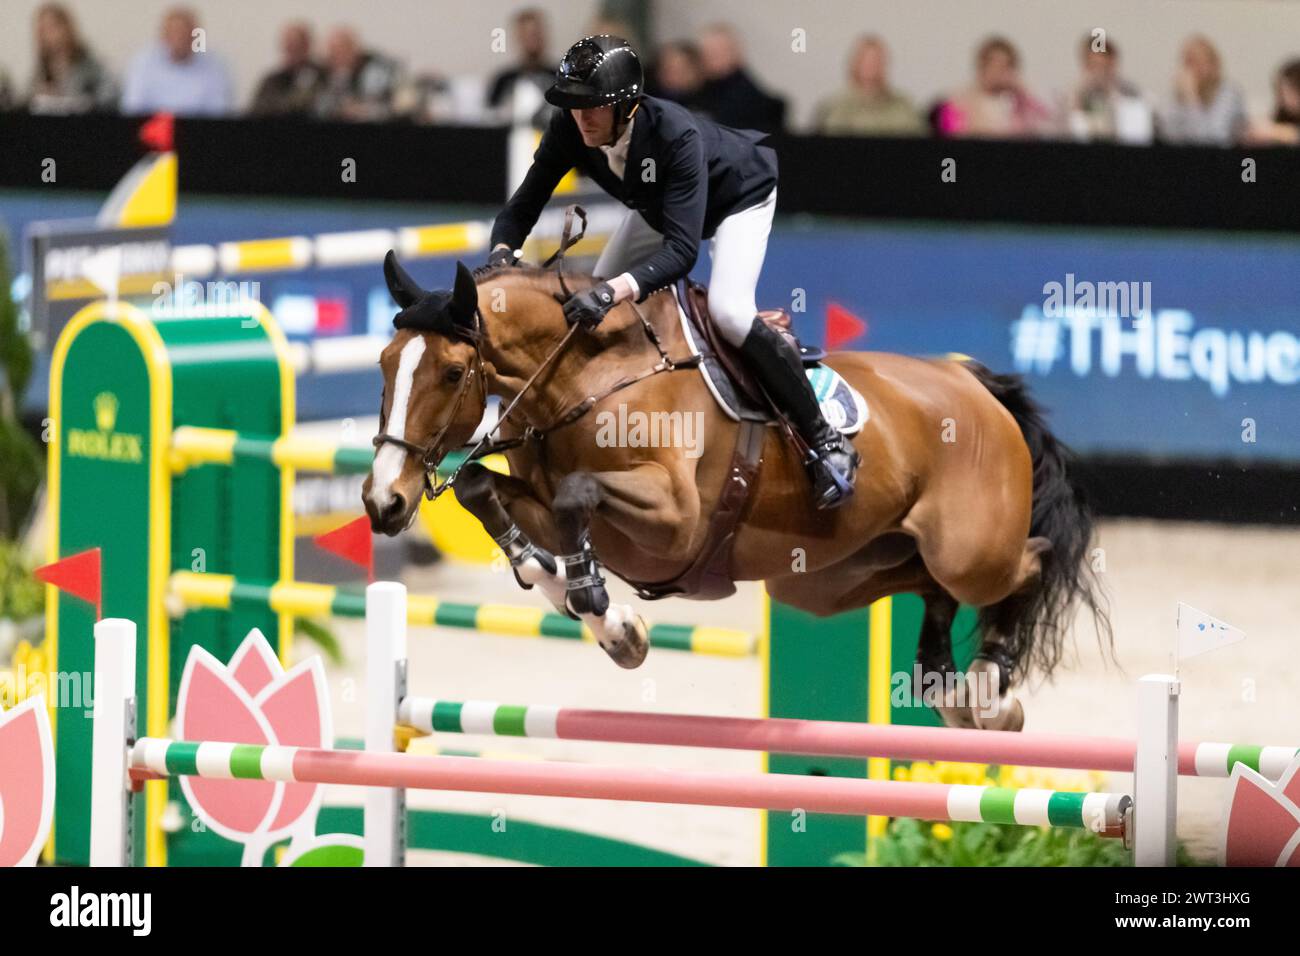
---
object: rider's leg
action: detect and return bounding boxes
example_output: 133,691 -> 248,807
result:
708,189 -> 860,509
593,210 -> 663,281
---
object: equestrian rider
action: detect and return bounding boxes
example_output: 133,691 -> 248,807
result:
488,35 -> 860,509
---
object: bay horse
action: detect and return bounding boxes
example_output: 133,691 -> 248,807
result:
362,254 -> 1109,731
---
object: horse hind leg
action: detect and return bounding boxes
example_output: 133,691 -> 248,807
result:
913,592 -> 990,730
907,508 -> 1051,730
934,538 -> 1051,731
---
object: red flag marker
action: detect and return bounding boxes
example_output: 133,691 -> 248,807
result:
139,113 -> 174,152
34,548 -> 102,620
314,517 -> 374,582
825,302 -> 868,352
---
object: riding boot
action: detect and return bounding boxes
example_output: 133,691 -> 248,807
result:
739,317 -> 861,509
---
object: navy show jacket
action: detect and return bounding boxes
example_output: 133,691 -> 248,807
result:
490,94 -> 779,300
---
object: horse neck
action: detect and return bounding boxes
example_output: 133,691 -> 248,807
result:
478,280 -> 676,429
477,282 -> 602,426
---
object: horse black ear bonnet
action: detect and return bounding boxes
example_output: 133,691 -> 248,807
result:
384,252 -> 478,342
392,288 -> 460,334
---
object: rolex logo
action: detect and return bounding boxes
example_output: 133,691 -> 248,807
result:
94,392 -> 118,431
68,391 -> 141,463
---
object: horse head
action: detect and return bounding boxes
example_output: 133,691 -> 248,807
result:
363,251 -> 486,535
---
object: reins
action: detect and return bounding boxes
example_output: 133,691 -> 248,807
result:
378,204 -> 699,501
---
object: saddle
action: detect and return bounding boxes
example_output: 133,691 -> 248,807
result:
679,280 -> 825,422
625,281 -> 821,603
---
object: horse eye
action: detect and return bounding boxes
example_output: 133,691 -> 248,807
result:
445,366 -> 465,385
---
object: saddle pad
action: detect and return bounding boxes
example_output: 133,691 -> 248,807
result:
674,289 -> 868,436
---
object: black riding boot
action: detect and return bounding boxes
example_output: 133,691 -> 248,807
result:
739,318 -> 860,509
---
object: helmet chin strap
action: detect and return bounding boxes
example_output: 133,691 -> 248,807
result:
607,99 -> 640,145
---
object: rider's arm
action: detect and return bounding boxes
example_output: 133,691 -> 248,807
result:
490,113 -> 577,253
623,128 -> 707,302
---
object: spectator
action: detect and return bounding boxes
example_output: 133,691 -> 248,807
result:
1159,35 -> 1246,145
1065,34 -> 1152,144
1243,59 -> 1300,145
693,23 -> 785,133
486,8 -> 554,126
27,3 -> 117,114
249,22 -> 323,117
315,27 -> 403,121
0,67 -> 15,111
938,36 -> 1053,138
814,35 -> 923,136
121,7 -> 232,116
648,41 -> 703,110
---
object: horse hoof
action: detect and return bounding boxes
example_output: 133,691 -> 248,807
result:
935,704 -> 978,729
958,656 -> 1025,731
597,608 -> 649,669
973,694 -> 1025,732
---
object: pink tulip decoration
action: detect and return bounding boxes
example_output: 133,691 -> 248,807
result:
1221,753 -> 1300,866
0,696 -> 55,867
173,629 -> 332,866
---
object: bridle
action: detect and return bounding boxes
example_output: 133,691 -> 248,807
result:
371,319 -> 489,501
371,207 -> 589,501
371,204 -> 700,501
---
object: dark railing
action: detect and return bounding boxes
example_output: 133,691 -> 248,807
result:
4,111 -> 1299,232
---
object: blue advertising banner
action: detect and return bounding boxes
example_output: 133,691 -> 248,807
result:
739,223 -> 1300,464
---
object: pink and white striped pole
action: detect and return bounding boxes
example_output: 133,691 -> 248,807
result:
398,699 -> 1297,781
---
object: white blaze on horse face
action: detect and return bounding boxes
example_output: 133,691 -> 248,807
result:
369,335 -> 427,510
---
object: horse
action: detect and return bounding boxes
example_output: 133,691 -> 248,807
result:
362,253 -> 1109,731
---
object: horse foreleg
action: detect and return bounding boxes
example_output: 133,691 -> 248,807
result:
552,471 -> 649,669
453,462 -> 571,615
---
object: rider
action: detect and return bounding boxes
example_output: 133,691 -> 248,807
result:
488,34 -> 859,509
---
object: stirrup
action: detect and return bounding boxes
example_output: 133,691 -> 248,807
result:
807,438 -> 859,510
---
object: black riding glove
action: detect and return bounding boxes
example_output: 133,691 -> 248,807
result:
563,282 -> 617,329
487,246 -> 520,269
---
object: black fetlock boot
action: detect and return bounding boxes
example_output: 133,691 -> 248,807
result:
559,534 -> 610,618
740,318 -> 861,509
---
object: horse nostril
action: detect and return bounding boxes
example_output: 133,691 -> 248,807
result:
384,494 -> 407,525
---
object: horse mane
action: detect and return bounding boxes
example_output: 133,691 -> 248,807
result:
471,263 -> 601,296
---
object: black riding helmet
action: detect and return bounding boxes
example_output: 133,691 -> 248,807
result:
545,35 -> 643,120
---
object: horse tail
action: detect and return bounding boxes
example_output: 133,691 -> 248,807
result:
960,360 -> 1112,680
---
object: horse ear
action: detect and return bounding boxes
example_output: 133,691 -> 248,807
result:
450,260 -> 478,330
384,250 -> 427,309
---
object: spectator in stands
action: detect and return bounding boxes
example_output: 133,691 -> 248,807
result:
315,27 -> 403,121
27,3 -> 117,114
648,41 -> 703,110
1065,34 -> 1152,144
249,22 -> 323,117
814,35 -> 923,136
121,7 -> 232,116
1243,59 -> 1300,145
937,36 -> 1053,138
486,8 -> 554,126
1159,35 -> 1246,145
693,23 -> 785,133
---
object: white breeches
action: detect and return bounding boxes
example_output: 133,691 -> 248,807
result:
593,187 -> 777,347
